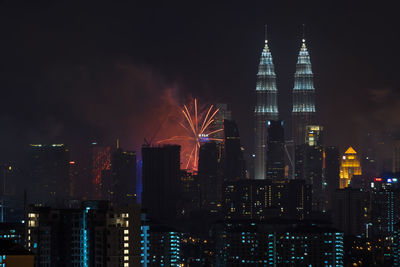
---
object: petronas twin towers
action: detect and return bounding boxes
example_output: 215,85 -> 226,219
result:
254,29 -> 316,180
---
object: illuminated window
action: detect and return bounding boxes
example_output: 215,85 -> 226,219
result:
124,243 -> 129,248
124,249 -> 129,255
124,236 -> 129,241
124,230 -> 129,235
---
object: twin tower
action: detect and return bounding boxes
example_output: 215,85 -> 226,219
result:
254,29 -> 316,180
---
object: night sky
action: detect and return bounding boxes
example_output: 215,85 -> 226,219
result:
0,1 -> 399,162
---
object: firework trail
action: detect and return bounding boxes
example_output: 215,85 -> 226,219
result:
158,98 -> 223,171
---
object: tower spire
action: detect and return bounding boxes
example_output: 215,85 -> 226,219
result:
264,24 -> 268,43
292,26 -> 316,146
254,26 -> 279,179
302,23 -> 306,42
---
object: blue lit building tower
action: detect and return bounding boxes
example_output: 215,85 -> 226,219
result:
255,27 -> 279,180
292,38 -> 316,146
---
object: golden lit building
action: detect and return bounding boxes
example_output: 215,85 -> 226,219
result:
339,147 -> 362,188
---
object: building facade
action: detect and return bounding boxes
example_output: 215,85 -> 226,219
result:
254,31 -> 279,180
214,220 -> 344,266
223,120 -> 246,181
266,120 -> 285,180
339,147 -> 362,189
141,145 -> 181,224
292,39 -> 316,146
110,148 -> 137,205
27,144 -> 70,205
26,201 -> 141,267
325,146 -> 340,210
223,179 -> 311,221
333,188 -> 370,236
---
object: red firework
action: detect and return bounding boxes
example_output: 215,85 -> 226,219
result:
158,98 -> 223,171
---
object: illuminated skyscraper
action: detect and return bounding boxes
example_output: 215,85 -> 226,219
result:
292,38 -> 316,146
254,27 -> 279,180
305,125 -> 323,147
339,147 -> 362,188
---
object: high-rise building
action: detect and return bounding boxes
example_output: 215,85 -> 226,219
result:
27,144 -> 70,205
325,146 -> 340,209
26,201 -> 141,267
179,170 -> 201,218
292,39 -> 316,146
394,222 -> 400,266
266,120 -> 285,180
361,134 -> 379,179
339,147 -> 362,189
333,188 -> 370,236
68,160 -> 78,198
142,145 -> 181,224
0,163 -> 19,197
214,220 -> 344,266
214,221 -> 260,266
254,28 -> 279,180
198,142 -> 223,215
305,125 -> 323,147
370,177 -> 400,239
223,179 -> 311,221
223,179 -> 274,221
110,147 -> 137,205
0,163 -> 24,222
211,103 -> 232,141
393,140 -> 400,173
140,219 -> 183,267
223,120 -> 245,181
295,130 -> 324,211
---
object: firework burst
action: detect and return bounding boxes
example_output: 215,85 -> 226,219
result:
158,98 -> 223,171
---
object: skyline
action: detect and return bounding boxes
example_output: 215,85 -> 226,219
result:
0,2 -> 399,162
1,3 -> 400,265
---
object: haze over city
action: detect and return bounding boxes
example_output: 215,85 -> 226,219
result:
1,2 -> 400,266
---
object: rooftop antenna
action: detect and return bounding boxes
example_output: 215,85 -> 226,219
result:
264,24 -> 268,43
302,24 -> 306,43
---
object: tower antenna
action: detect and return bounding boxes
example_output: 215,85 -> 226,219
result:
264,24 -> 268,42
302,24 -> 306,42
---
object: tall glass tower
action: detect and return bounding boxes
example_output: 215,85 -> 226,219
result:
254,28 -> 279,180
292,38 -> 316,146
